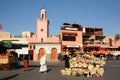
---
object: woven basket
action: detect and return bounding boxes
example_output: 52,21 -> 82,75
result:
60,70 -> 66,75
71,71 -> 77,76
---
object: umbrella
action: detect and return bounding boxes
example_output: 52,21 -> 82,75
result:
3,42 -> 12,48
0,41 -> 4,45
0,41 -> 12,48
12,43 -> 28,49
0,41 -> 28,49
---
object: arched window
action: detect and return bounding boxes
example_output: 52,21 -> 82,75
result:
42,14 -> 44,19
33,45 -> 35,49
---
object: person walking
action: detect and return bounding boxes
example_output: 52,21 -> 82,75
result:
39,54 -> 47,73
17,57 -> 21,69
24,55 -> 29,71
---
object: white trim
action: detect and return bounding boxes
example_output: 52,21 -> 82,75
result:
65,27 -> 78,30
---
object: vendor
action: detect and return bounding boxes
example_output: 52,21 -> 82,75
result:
64,49 -> 71,68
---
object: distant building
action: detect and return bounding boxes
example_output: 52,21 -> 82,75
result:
82,27 -> 117,51
0,32 -> 11,39
22,31 -> 34,38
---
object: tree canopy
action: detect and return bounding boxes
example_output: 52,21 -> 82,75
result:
115,34 -> 120,40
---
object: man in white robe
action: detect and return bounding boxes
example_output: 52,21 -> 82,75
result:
39,55 -> 47,73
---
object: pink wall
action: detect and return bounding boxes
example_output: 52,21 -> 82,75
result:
46,37 -> 60,43
26,37 -> 38,43
36,19 -> 49,42
27,44 -> 37,61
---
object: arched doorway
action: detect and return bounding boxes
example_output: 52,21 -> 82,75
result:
51,48 -> 58,61
38,48 -> 45,60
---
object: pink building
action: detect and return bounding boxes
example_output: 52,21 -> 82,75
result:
27,8 -> 61,61
60,23 -> 83,52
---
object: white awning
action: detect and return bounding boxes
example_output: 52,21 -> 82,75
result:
11,41 -> 28,44
67,45 -> 80,48
101,46 -> 118,48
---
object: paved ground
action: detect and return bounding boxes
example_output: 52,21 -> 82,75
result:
0,60 -> 120,80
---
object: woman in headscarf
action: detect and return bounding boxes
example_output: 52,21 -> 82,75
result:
39,54 -> 47,73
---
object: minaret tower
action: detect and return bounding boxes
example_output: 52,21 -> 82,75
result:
36,8 -> 49,42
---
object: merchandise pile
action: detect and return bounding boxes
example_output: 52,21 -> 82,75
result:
60,54 -> 106,77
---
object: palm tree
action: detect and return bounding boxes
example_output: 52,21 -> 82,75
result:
115,34 -> 120,40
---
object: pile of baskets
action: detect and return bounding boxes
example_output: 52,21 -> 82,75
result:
60,54 -> 106,77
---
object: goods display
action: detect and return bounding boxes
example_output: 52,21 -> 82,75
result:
0,55 -> 9,64
0,55 -> 18,70
60,54 -> 106,77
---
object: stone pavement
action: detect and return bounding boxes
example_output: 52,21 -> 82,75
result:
0,60 -> 120,80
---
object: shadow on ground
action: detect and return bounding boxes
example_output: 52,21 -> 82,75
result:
0,74 -> 19,80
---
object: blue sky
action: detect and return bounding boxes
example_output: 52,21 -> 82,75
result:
0,0 -> 120,36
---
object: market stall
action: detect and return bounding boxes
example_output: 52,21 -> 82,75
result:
0,41 -> 18,70
0,41 -> 28,70
0,53 -> 18,70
